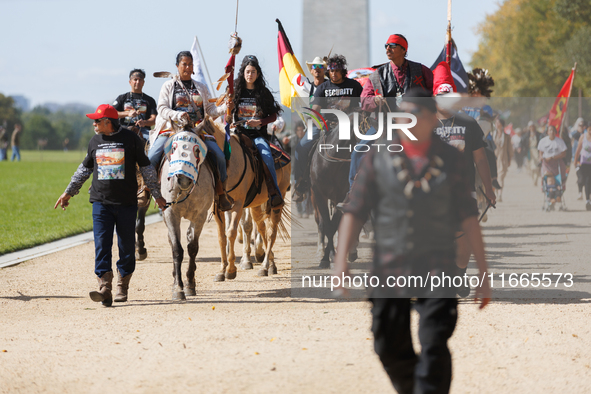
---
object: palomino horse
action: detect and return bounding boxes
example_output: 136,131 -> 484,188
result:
309,125 -> 355,268
206,119 -> 290,280
159,127 -> 216,300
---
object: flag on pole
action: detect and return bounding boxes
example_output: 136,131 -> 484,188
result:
276,19 -> 309,108
431,42 -> 469,93
548,67 -> 576,128
190,37 -> 210,94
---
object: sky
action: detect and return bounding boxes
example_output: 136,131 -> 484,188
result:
0,0 -> 502,108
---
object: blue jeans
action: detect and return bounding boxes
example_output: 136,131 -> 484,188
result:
11,146 -> 20,161
92,202 -> 137,278
139,127 -> 150,142
148,134 -> 167,170
349,126 -> 378,189
0,148 -> 6,161
254,137 -> 280,196
204,139 -> 227,182
294,125 -> 321,181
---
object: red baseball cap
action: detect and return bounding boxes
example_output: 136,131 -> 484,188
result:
86,104 -> 118,120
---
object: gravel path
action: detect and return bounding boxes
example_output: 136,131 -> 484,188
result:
1,165 -> 590,393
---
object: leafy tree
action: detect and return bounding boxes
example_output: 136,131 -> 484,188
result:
21,113 -> 58,149
0,93 -> 22,132
472,0 -> 588,97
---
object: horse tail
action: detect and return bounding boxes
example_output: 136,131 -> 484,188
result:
276,204 -> 292,243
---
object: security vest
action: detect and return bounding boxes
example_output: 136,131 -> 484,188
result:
369,60 -> 426,97
371,138 -> 459,261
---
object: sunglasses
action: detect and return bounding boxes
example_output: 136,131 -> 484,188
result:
311,64 -> 324,70
93,118 -> 106,124
385,43 -> 403,50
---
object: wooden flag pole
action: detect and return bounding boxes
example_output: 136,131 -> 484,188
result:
446,0 -> 452,65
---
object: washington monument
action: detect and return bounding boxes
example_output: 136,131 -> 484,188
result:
302,0 -> 370,70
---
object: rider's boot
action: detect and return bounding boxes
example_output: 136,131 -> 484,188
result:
216,179 -> 234,212
114,271 -> 133,302
89,271 -> 113,307
261,161 -> 284,208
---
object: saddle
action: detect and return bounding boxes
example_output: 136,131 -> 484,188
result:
237,134 -> 290,208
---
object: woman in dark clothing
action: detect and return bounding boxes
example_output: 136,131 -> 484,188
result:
229,56 -> 283,207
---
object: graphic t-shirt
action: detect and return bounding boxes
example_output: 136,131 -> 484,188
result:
83,127 -> 150,205
112,92 -> 157,128
172,80 -> 204,124
312,77 -> 363,112
237,88 -> 260,130
433,112 -> 486,190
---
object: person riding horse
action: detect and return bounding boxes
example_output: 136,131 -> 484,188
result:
148,51 -> 233,211
293,54 -> 363,202
228,55 -> 284,208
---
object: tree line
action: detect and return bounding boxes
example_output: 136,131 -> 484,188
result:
0,93 -> 95,151
472,0 -> 591,97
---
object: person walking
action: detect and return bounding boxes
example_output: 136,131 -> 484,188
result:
574,127 -> 591,210
0,126 -> 8,161
334,89 -> 490,394
54,104 -> 167,307
10,124 -> 22,161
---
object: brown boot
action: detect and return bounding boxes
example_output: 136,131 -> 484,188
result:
89,271 -> 113,307
114,272 -> 133,302
217,180 -> 234,212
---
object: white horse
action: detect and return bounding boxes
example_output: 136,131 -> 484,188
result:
160,129 -> 215,300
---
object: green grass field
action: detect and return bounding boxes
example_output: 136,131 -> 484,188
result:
0,150 -> 157,255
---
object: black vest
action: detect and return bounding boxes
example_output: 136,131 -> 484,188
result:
369,60 -> 426,97
372,141 -> 458,261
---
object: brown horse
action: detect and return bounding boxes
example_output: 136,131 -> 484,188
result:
205,118 -> 290,280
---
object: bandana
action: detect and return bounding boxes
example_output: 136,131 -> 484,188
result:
386,35 -> 408,51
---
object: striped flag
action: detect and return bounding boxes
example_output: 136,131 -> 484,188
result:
276,19 -> 309,108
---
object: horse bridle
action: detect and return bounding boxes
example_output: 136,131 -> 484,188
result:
165,179 -> 196,208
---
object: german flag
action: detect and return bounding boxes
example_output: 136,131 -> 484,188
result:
276,19 -> 309,108
548,67 -> 576,128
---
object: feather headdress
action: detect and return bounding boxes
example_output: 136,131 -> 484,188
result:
467,68 -> 495,97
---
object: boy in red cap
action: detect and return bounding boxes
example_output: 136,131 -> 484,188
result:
55,104 -> 167,306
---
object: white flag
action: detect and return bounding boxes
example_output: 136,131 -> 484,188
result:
190,36 -> 210,95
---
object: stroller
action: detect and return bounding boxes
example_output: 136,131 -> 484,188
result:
541,169 -> 567,211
